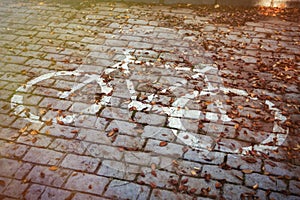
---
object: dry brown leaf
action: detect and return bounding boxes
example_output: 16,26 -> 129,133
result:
150,182 -> 157,188
151,170 -> 157,177
159,141 -> 168,147
181,178 -> 189,184
241,156 -> 257,163
215,181 -> 222,189
0,180 -> 5,187
71,130 -> 79,134
204,173 -> 211,181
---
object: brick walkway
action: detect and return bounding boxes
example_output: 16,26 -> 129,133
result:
0,1 -> 299,199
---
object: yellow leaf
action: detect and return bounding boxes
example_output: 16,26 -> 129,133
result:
242,169 -> 253,174
19,126 -> 28,133
191,170 -> 197,176
39,109 -> 47,115
49,166 -> 59,171
30,130 -> 39,135
253,183 -> 259,189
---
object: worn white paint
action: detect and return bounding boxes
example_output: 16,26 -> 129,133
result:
11,49 -> 289,155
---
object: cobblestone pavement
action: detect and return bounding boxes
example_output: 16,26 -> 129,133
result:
0,0 -> 300,199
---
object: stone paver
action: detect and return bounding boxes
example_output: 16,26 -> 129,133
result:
0,0 -> 299,199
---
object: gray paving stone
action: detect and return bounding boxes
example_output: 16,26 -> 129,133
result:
2,179 -> 29,199
142,125 -> 176,142
290,180 -> 300,196
72,193 -> 107,200
74,115 -> 98,129
77,129 -> 111,145
49,138 -> 87,154
223,184 -> 256,200
227,154 -> 262,173
264,160 -> 300,178
180,176 -> 220,197
159,157 -> 203,176
97,160 -> 139,180
0,177 -> 12,193
61,154 -> 100,172
145,139 -> 184,158
245,173 -> 287,191
85,143 -> 123,160
0,158 -> 22,177
39,97 -> 72,111
106,120 -> 142,136
150,189 -> 194,200
124,151 -> 161,166
14,162 -> 33,179
40,187 -> 72,200
26,165 -> 71,187
134,112 -> 166,126
0,113 -> 15,127
104,180 -> 150,200
201,165 -> 243,184
40,124 -> 79,139
138,167 -> 179,189
64,172 -> 110,195
23,147 -> 63,165
269,192 -> 300,200
17,134 -> 53,148
113,134 -> 145,149
184,149 -> 225,165
100,107 -> 132,121
0,141 -> 28,159
24,184 -> 45,200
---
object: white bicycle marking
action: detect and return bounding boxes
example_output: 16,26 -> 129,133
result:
11,49 -> 289,154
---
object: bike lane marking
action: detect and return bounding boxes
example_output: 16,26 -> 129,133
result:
11,50 -> 289,155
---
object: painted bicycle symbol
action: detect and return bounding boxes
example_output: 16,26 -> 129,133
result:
11,49 -> 289,155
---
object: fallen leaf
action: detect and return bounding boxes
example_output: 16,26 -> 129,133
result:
181,178 -> 188,184
107,130 -> 116,137
45,119 -> 53,126
204,173 -> 211,181
71,130 -> 79,134
0,180 -> 5,187
215,181 -> 222,189
159,141 -> 168,147
253,183 -> 259,189
30,130 -> 39,135
266,161 -> 277,167
150,182 -> 157,188
49,166 -> 58,171
242,169 -> 253,174
191,170 -> 197,176
40,172 -> 45,178
19,125 -> 28,133
189,188 -> 197,194
241,156 -> 257,163
31,138 -> 37,143
39,109 -> 47,115
151,170 -> 157,177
